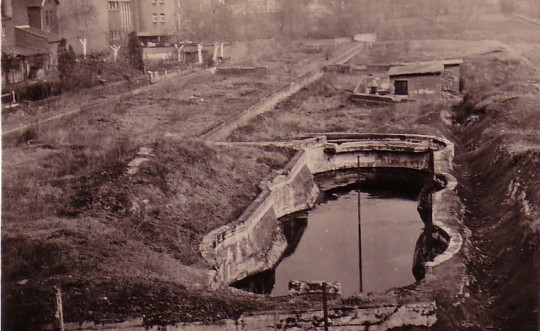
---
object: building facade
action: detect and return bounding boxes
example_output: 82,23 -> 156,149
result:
1,0 -> 62,85
388,63 -> 444,100
27,0 -> 59,33
135,0 -> 180,45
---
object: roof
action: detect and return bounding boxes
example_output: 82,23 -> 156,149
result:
27,0 -> 60,7
388,62 -> 444,77
137,31 -> 170,37
15,25 -> 62,43
2,45 -> 48,57
392,59 -> 464,67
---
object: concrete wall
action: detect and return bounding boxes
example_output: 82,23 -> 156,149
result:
143,46 -> 176,60
201,133 -> 459,288
442,64 -> 460,94
390,74 -> 442,100
201,70 -> 324,142
215,66 -> 268,76
63,302 -> 437,330
201,150 -> 320,286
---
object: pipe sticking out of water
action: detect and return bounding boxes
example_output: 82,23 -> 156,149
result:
357,156 -> 363,293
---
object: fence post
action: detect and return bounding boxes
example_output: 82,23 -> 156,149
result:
54,286 -> 64,331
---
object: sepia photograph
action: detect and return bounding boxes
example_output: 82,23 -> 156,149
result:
1,0 -> 539,330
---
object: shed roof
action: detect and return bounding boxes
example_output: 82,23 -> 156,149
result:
15,25 -> 62,43
392,59 -> 464,67
2,45 -> 48,57
388,62 -> 444,76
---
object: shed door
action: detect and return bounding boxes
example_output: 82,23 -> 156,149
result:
394,80 -> 408,96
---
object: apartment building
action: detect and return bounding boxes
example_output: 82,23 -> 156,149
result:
135,0 -> 180,45
57,0 -> 181,53
107,0 -> 134,43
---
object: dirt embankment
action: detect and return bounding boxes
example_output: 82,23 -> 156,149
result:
448,52 -> 540,331
1,137 -> 296,330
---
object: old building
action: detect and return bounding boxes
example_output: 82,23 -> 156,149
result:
107,0 -> 135,45
57,0 -> 182,53
27,0 -> 59,33
1,0 -> 62,86
135,0 -> 180,46
387,63 -> 444,100
391,59 -> 463,96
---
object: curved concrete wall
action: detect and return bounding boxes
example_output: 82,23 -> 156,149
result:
200,133 -> 461,289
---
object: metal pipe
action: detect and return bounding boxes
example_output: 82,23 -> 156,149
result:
357,155 -> 363,293
322,282 -> 329,331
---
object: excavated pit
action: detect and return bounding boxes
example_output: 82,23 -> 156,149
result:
232,168 -> 449,296
201,133 -> 460,307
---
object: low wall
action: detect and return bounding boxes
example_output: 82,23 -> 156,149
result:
200,70 -> 324,142
201,133 -> 460,289
215,66 -> 268,75
63,302 -> 436,331
143,47 -> 177,61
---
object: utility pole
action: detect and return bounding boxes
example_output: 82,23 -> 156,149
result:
357,155 -> 363,293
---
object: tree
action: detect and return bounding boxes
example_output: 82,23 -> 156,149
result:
1,52 -> 18,85
127,32 -> 144,71
500,0 -> 517,15
57,0 -> 97,51
57,38 -> 76,84
275,0 -> 309,38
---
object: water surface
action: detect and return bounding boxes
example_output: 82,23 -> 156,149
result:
271,189 -> 422,297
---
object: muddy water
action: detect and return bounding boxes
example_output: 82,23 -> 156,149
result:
272,190 -> 422,297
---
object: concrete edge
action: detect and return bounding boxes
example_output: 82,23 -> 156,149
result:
201,133 -> 462,286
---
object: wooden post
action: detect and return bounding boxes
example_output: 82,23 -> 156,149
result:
54,286 -> 64,331
322,282 -> 329,331
220,42 -> 224,58
357,155 -> 363,293
197,43 -> 203,64
110,45 -> 121,62
78,38 -> 87,59
213,43 -> 219,62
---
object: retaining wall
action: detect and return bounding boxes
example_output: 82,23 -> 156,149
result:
200,70 -> 324,142
215,66 -> 268,75
63,302 -> 437,331
201,133 -> 460,289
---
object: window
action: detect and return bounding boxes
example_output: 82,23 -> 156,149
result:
2,25 -> 5,37
109,1 -> 119,10
109,30 -> 121,41
394,80 -> 408,96
152,13 -> 158,22
45,10 -> 52,26
160,13 -> 165,22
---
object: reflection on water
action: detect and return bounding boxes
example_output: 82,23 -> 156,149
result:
271,191 -> 422,297
231,169 -> 428,297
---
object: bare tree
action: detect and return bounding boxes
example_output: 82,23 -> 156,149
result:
57,0 -> 96,37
